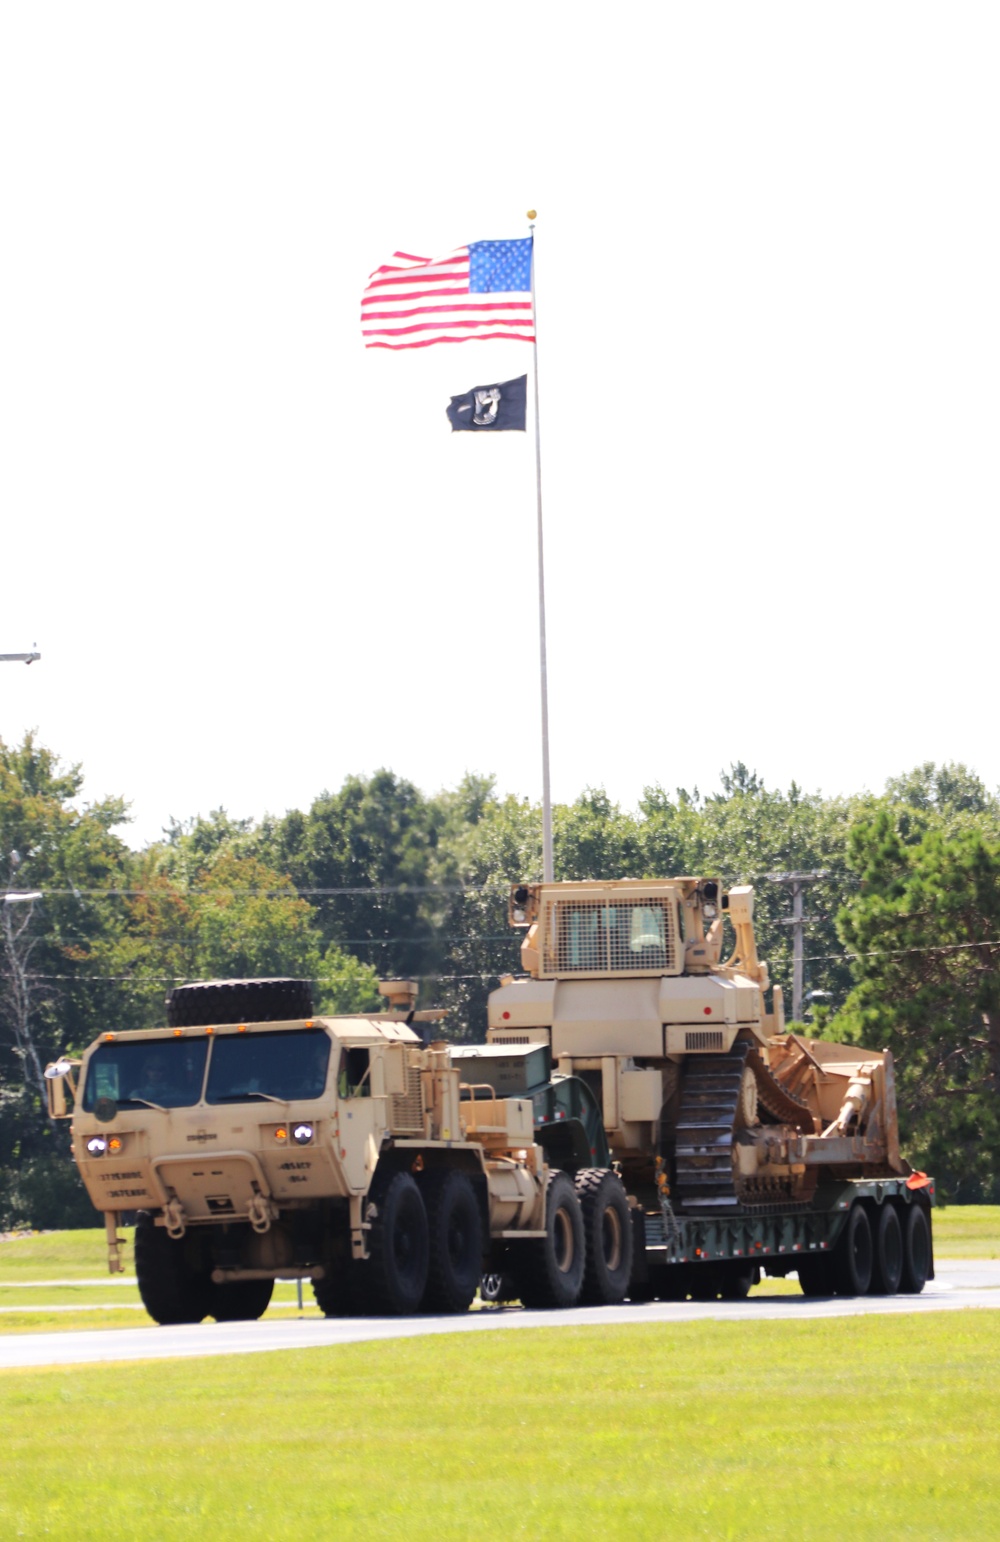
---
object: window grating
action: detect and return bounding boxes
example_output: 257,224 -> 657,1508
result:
544,897 -> 677,976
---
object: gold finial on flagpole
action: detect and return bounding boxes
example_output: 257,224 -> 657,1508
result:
527,209 -> 537,221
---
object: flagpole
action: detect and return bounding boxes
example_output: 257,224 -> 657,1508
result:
528,211 -> 554,884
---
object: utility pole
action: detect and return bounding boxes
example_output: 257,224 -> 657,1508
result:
766,870 -> 828,1022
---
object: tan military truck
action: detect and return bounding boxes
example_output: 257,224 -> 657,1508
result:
46,976 -> 632,1321
486,877 -> 934,1300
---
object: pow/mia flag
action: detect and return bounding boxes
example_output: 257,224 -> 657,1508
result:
446,374 -> 527,432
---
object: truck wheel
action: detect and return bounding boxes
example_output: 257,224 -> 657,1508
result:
869,1204 -> 903,1295
134,1211 -> 212,1325
511,1171 -> 585,1309
833,1203 -> 873,1296
314,1264 -> 359,1317
210,1279 -> 274,1321
899,1203 -> 931,1293
363,1171 -> 429,1315
422,1172 -> 483,1315
574,1169 -> 634,1305
797,1252 -> 836,1296
166,977 -> 314,1028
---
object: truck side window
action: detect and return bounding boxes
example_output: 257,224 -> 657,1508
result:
337,1047 -> 371,1098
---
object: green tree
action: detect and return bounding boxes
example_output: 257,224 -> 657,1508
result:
836,809 -> 1000,1200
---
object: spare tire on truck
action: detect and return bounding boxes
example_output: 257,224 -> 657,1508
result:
166,978 -> 314,1028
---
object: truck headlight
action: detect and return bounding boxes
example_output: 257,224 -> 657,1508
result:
293,1124 -> 314,1145
86,1136 -> 108,1155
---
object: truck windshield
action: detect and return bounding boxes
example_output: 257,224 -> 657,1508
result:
205,1030 -> 331,1104
83,1039 -> 209,1111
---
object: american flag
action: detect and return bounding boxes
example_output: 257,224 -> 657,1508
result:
361,238 -> 535,350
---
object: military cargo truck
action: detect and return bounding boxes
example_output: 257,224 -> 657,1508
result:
45,977 -> 633,1321
485,877 -> 934,1300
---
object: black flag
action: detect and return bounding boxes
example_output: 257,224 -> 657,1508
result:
446,374 -> 527,432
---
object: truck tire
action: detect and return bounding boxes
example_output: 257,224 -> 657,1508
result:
210,1279 -> 274,1321
511,1171 -> 585,1309
869,1203 -> 903,1295
422,1172 -> 483,1315
574,1169 -> 634,1305
833,1203 -> 873,1296
134,1211 -> 212,1325
797,1252 -> 836,1296
899,1203 -> 931,1293
166,978 -> 314,1028
362,1171 -> 430,1315
314,1264 -> 359,1317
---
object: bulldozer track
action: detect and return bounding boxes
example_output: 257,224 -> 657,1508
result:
673,1043 -> 749,1213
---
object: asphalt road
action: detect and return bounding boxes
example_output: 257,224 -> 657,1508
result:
1,1260 -> 997,1370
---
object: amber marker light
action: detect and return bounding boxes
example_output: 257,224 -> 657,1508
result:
275,1127 -> 288,1143
108,1137 -> 123,1155
103,1033 -> 115,1042
173,1029 -> 183,1037
238,1025 -> 247,1033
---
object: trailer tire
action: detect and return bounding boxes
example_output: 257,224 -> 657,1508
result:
833,1203 -> 873,1296
574,1169 -> 634,1305
797,1252 -> 836,1296
166,977 -> 314,1028
511,1171 -> 585,1309
869,1203 -> 903,1295
134,1212 -> 212,1325
362,1171 -> 429,1316
422,1172 -> 482,1315
210,1278 -> 274,1321
899,1203 -> 931,1294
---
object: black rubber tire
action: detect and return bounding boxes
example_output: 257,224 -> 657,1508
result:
511,1171 -> 585,1309
166,978 -> 314,1028
134,1211 -> 212,1325
422,1172 -> 483,1315
718,1262 -> 754,1300
900,1203 -> 932,1293
797,1251 -> 836,1297
361,1171 -> 429,1315
834,1203 -> 874,1296
479,1272 -> 509,1304
869,1204 -> 904,1296
314,1262 -> 360,1317
574,1169 -> 634,1305
210,1278 -> 274,1321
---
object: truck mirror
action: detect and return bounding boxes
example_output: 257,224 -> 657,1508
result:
44,1058 -> 80,1120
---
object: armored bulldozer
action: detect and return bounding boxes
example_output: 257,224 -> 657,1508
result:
45,977 -> 633,1321
485,877 -> 934,1299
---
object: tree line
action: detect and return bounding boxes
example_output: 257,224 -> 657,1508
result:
2,732 -> 998,1226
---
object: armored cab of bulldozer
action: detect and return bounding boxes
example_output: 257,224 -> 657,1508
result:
487,878 -> 910,1216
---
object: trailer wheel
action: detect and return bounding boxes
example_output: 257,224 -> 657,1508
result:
362,1171 -> 429,1315
718,1262 -> 754,1300
422,1172 -> 482,1315
899,1203 -> 931,1293
797,1252 -> 836,1296
479,1272 -> 509,1304
575,1169 -> 634,1304
511,1171 -> 585,1309
134,1211 -> 212,1325
833,1203 -> 873,1296
869,1203 -> 903,1295
210,1278 -> 274,1321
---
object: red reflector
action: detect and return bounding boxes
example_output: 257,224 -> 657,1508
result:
703,1007 -> 712,1015
502,1011 -> 510,1020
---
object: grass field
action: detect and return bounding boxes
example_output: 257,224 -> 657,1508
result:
0,1312 -> 997,1540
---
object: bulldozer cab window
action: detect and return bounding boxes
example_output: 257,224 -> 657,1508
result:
83,1039 -> 209,1111
337,1047 -> 371,1098
206,1030 -> 330,1104
626,906 -> 669,969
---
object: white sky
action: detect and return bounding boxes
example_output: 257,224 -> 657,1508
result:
2,4 -> 998,847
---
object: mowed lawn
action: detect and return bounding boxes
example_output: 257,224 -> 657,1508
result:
1,1313 -> 998,1540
